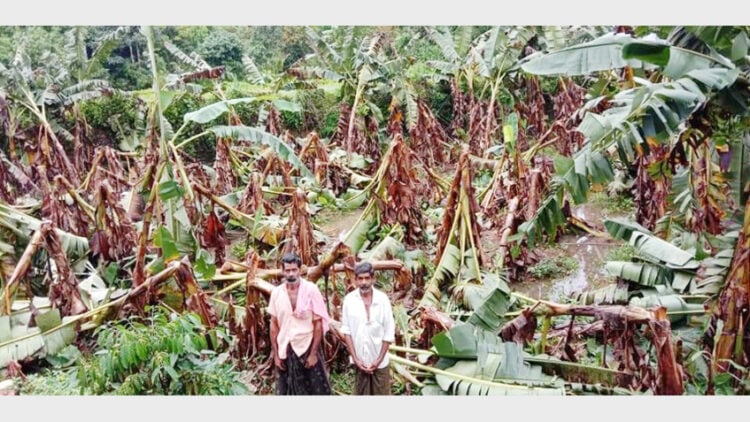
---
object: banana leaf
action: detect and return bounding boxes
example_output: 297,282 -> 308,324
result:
209,125 -> 312,179
360,232 -> 405,262
183,98 -> 256,124
418,243 -> 461,310
432,340 -> 564,395
629,292 -> 703,323
521,33 -> 641,76
603,217 -> 652,242
210,297 -> 245,324
465,273 -> 511,332
622,39 -> 734,79
0,309 -> 76,369
526,354 -> 631,386
0,204 -> 88,258
576,282 -> 630,305
432,323 -> 483,359
629,231 -> 700,270
341,210 -> 375,255
605,261 -> 669,287
691,248 -> 734,295
434,359 -> 565,395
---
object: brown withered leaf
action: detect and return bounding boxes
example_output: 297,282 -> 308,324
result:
92,180 -> 138,262
40,221 -> 88,316
280,189 -> 318,267
200,206 -> 228,267
212,137 -> 235,196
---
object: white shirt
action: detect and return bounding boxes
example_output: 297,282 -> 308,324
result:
340,287 -> 396,369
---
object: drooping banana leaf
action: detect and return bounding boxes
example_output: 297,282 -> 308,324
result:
629,231 -> 700,270
418,243 -> 461,310
520,33 -> 641,76
692,247 -> 734,295
0,309 -> 76,369
434,359 -> 565,396
210,297 -> 246,324
621,38 -> 734,79
605,261 -> 670,287
432,339 -> 564,395
522,68 -> 739,247
208,125 -> 313,179
578,68 -> 738,148
604,217 -> 653,242
341,205 -> 376,255
728,132 -> 750,208
522,32 -> 735,79
525,354 -> 631,386
576,282 -> 630,305
465,273 -> 512,332
183,98 -> 257,125
0,204 -> 89,258
629,291 -> 704,324
360,229 -> 405,261
431,323 -> 482,359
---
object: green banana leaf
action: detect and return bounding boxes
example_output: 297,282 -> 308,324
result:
208,125 -> 313,179
360,232 -> 405,262
629,291 -> 704,323
418,243 -> 461,310
210,297 -> 246,324
691,248 -> 734,295
434,359 -> 565,396
1,308 -> 76,369
465,273 -> 512,332
183,98 -> 257,124
521,33 -> 641,76
432,339 -> 564,395
629,231 -> 700,270
604,217 -> 653,242
341,210 -> 375,255
432,323 -> 483,359
576,282 -> 630,305
622,39 -> 734,79
0,204 -> 89,258
526,355 -> 631,386
605,261 -> 669,287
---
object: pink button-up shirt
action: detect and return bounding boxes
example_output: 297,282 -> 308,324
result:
268,279 -> 330,359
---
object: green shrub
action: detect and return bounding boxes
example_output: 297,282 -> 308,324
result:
528,256 -> 579,280
19,307 -> 249,396
606,243 -> 637,262
590,191 -> 634,214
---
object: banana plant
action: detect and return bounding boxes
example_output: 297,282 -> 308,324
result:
417,149 -> 490,311
519,34 -> 741,247
520,27 -> 750,372
298,27 -> 391,160
574,218 -> 731,323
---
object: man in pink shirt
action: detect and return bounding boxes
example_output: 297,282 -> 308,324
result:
268,252 -> 331,395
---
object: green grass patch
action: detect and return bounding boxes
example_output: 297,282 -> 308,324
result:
528,256 -> 579,280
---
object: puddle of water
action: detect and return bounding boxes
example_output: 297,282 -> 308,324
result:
315,208 -> 365,248
512,233 -> 624,301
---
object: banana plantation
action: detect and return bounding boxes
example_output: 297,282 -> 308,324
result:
1,25 -> 750,396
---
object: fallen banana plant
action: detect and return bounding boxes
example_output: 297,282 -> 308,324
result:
418,148 -> 486,310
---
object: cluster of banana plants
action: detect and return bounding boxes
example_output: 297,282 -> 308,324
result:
2,25 -> 750,396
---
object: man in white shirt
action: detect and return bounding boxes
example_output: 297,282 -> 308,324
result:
340,261 -> 396,395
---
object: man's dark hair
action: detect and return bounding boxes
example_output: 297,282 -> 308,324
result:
354,261 -> 374,276
281,252 -> 302,267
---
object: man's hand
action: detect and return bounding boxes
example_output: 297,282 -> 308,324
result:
362,358 -> 383,374
274,354 -> 286,371
354,358 -> 369,372
304,352 -> 319,368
